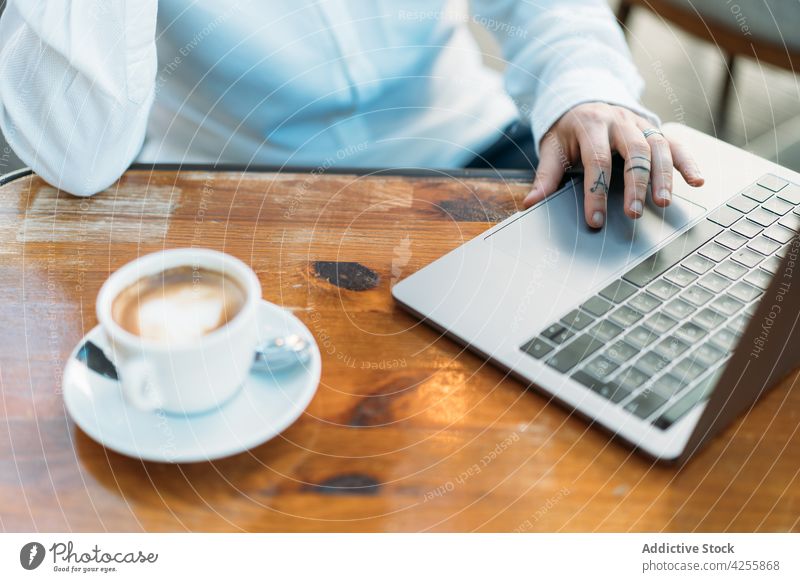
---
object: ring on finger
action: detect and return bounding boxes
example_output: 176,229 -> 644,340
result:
626,155 -> 651,173
642,127 -> 664,139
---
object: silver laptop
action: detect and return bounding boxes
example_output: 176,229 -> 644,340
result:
393,123 -> 800,463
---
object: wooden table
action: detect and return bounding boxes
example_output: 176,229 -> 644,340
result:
1,166 -> 799,532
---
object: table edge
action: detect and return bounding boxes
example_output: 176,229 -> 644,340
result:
0,163 -> 535,189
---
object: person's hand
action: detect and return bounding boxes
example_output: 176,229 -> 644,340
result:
523,103 -> 705,228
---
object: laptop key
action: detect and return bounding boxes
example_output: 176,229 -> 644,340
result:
622,219 -> 723,287
695,342 -> 726,366
588,319 -> 624,342
763,223 -> 795,244
561,308 -> 595,331
708,205 -> 742,227
681,284 -> 714,307
777,183 -> 800,204
572,370 -> 631,404
541,323 -> 574,344
711,294 -> 744,316
726,326 -> 744,342
761,196 -> 794,216
644,312 -> 678,335
730,219 -> 763,239
729,281 -> 762,302
730,248 -> 763,269
609,305 -> 645,327
698,272 -> 732,293
778,213 -> 800,232
552,328 -> 575,344
728,313 -> 751,335
629,292 -> 661,314
651,374 -> 688,399
674,321 -> 707,343
682,253 -> 715,275
715,230 -> 748,250
760,255 -> 783,275
653,335 -> 690,359
520,337 -> 555,359
743,184 -> 774,203
714,259 -> 748,280
711,329 -> 738,351
672,358 -> 706,382
583,355 -> 619,381
748,207 -> 780,227
616,367 -> 650,392
663,298 -> 696,320
648,279 -> 681,301
664,266 -> 698,287
653,369 -> 721,429
599,279 -> 638,303
582,295 -> 614,317
728,194 -> 759,214
604,340 -> 638,364
546,335 -> 604,373
756,174 -> 788,192
638,351 -> 670,376
626,325 -> 658,349
743,268 -> 773,290
747,235 -> 781,256
625,390 -> 667,419
698,242 -> 731,262
693,308 -> 727,330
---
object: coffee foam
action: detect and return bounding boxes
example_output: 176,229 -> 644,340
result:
136,285 -> 231,343
112,266 -> 246,343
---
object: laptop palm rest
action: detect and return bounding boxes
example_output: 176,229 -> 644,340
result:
485,180 -> 707,290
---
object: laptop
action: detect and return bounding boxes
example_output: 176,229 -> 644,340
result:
392,123 -> 800,464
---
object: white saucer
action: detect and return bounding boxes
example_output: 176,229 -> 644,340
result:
63,300 -> 321,463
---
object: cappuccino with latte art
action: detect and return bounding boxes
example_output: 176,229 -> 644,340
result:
111,266 -> 247,344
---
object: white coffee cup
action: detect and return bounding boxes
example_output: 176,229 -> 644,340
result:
96,248 -> 262,415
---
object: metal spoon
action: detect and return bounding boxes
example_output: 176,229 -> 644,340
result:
252,333 -> 312,373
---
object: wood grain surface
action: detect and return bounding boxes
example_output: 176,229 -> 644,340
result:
1,169 -> 798,532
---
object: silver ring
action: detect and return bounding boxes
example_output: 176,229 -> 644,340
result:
642,127 -> 664,139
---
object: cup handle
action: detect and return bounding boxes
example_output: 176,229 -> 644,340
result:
119,358 -> 162,411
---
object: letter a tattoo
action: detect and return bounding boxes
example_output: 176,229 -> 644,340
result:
590,170 -> 609,196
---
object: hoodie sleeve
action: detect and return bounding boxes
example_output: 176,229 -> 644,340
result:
470,0 -> 659,153
0,0 -> 158,196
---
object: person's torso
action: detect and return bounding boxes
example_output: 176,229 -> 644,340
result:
142,0 -> 517,167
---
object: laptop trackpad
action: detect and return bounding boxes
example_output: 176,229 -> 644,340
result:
486,180 -> 707,290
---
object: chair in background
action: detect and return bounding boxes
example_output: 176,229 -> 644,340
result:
616,0 -> 800,135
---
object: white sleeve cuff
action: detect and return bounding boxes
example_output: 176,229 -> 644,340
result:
529,68 -> 661,156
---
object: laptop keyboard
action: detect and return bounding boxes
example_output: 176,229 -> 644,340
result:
520,174 -> 800,430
